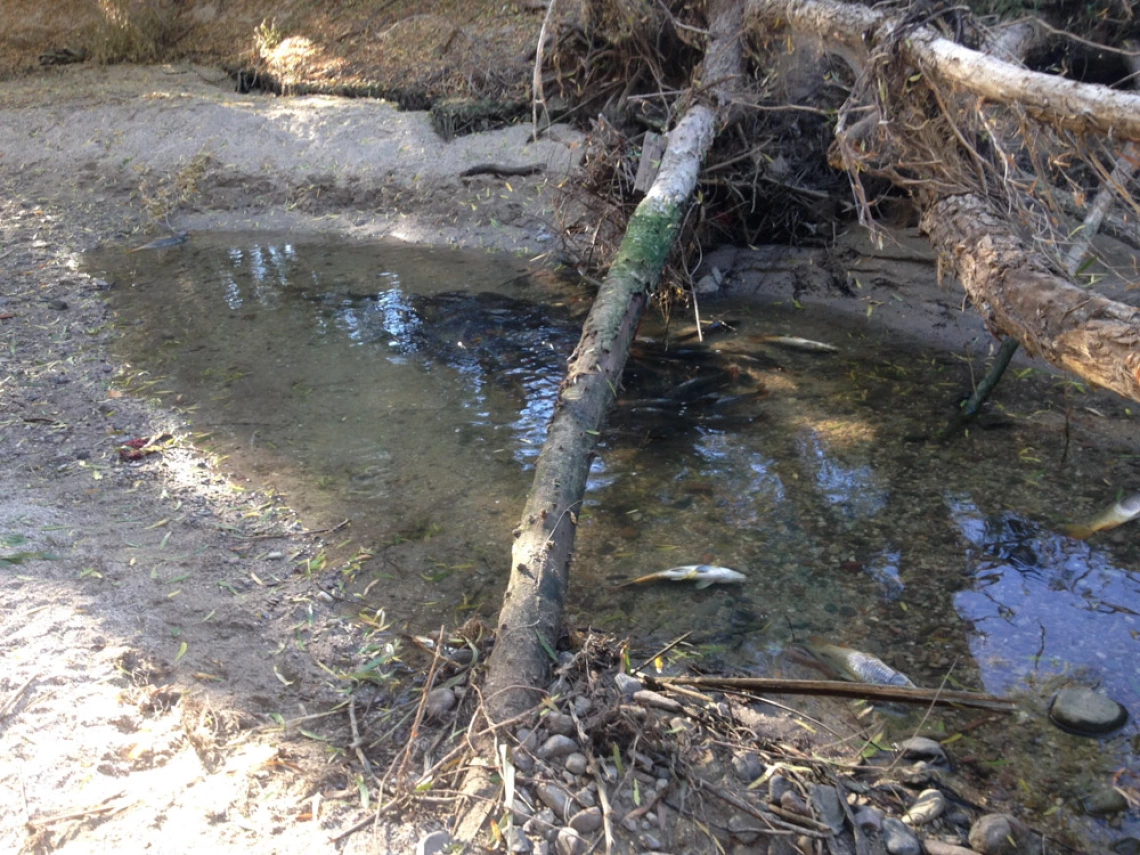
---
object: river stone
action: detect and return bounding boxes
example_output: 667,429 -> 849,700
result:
536,782 -> 572,819
854,806 -> 882,833
809,783 -> 846,833
1049,687 -> 1128,736
555,827 -> 588,855
569,807 -> 602,835
507,827 -> 533,854
511,745 -> 536,773
633,689 -> 683,712
564,752 -> 588,776
538,734 -> 579,760
614,673 -> 643,696
1081,787 -> 1129,816
731,751 -> 765,784
968,814 -> 1028,855
728,814 -> 763,845
1112,838 -> 1140,855
424,687 -> 456,719
416,829 -> 450,855
904,789 -> 947,826
898,736 -> 948,767
922,840 -> 978,855
769,773 -> 793,803
545,712 -> 576,735
883,817 -> 921,855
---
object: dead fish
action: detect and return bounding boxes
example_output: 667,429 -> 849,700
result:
802,636 -> 915,687
618,564 -> 747,589
1062,490 -> 1140,540
126,232 -> 188,253
757,334 -> 838,354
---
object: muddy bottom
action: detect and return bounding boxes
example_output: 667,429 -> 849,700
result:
90,232 -> 1140,848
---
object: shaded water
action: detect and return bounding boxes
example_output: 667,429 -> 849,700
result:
92,234 -> 1139,847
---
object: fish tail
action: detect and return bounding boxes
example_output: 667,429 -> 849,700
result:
615,573 -> 660,588
1060,523 -> 1095,540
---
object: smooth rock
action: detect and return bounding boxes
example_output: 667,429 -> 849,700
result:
883,817 -> 922,855
571,696 -> 592,717
854,806 -> 882,833
507,827 -> 533,854
641,832 -> 663,850
1082,787 -> 1129,816
614,673 -> 643,696
780,789 -> 810,816
922,840 -> 978,855
1049,687 -> 1128,736
517,728 -> 539,752
564,752 -> 588,776
898,737 -> 948,767
728,814 -> 763,845
555,827 -> 588,855
569,807 -> 602,835
536,782 -> 572,819
968,814 -> 1027,855
538,734 -> 579,760
511,745 -> 536,773
545,712 -> 575,735
574,786 -> 595,807
809,783 -> 845,833
416,829 -> 450,855
731,751 -> 766,784
1112,838 -> 1140,855
424,687 -> 456,720
905,789 -> 947,826
769,773 -> 793,803
524,808 -> 556,840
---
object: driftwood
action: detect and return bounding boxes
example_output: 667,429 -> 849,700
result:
648,675 -> 1017,712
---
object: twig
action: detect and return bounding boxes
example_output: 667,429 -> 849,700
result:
590,756 -> 616,854
0,673 -> 37,719
395,625 -> 447,788
348,699 -> 372,777
27,792 -> 136,827
632,632 -> 693,674
647,675 -> 1016,711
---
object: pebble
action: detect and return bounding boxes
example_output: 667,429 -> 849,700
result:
574,786 -> 595,807
538,734 -> 579,760
614,673 -> 643,697
536,782 -> 572,819
882,817 -> 921,855
568,807 -> 602,835
1081,787 -> 1129,816
524,808 -> 556,839
564,752 -> 588,776
507,827 -> 533,853
780,790 -> 810,816
809,783 -> 845,833
898,737 -> 948,767
571,696 -> 592,717
641,832 -> 663,849
511,746 -> 535,773
769,774 -> 792,803
968,814 -> 1025,855
47,299 -> 68,311
1049,687 -> 1128,736
728,814 -> 763,845
555,827 -> 587,855
853,806 -> 882,833
545,712 -> 575,735
416,829 -> 450,855
266,551 -> 284,560
517,728 -> 538,752
423,687 -> 456,720
922,840 -> 978,855
731,751 -> 765,784
904,789 -> 946,826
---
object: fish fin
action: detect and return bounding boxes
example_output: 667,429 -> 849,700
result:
1060,523 -> 1094,540
694,579 -> 712,589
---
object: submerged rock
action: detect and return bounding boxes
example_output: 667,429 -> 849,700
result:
1049,687 -> 1128,736
897,736 -> 948,767
882,817 -> 921,855
968,814 -> 1036,855
1081,787 -> 1129,816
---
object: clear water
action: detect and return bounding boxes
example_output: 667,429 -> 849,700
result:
92,234 -> 1140,847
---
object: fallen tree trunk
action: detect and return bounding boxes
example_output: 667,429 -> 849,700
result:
921,195 -> 1140,402
747,0 -> 1140,141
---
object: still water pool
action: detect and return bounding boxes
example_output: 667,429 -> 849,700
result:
92,233 -> 1139,846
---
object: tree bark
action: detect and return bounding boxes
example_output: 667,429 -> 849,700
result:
921,194 -> 1140,402
747,0 -> 1140,141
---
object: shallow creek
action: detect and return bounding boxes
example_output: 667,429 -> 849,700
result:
91,233 -> 1139,848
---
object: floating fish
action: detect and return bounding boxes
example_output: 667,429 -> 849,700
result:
126,232 -> 188,253
1061,491 -> 1140,540
757,335 -> 838,353
801,636 -> 915,687
618,564 -> 747,589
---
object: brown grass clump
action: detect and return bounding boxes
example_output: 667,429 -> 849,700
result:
89,0 -> 181,64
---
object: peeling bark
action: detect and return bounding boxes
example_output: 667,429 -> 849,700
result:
921,195 -> 1140,402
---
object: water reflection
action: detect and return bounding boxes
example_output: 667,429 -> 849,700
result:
950,498 -> 1140,704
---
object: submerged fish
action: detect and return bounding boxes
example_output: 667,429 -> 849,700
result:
1061,491 -> 1140,540
618,564 -> 747,589
801,636 -> 915,687
757,335 -> 838,353
126,232 -> 188,253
